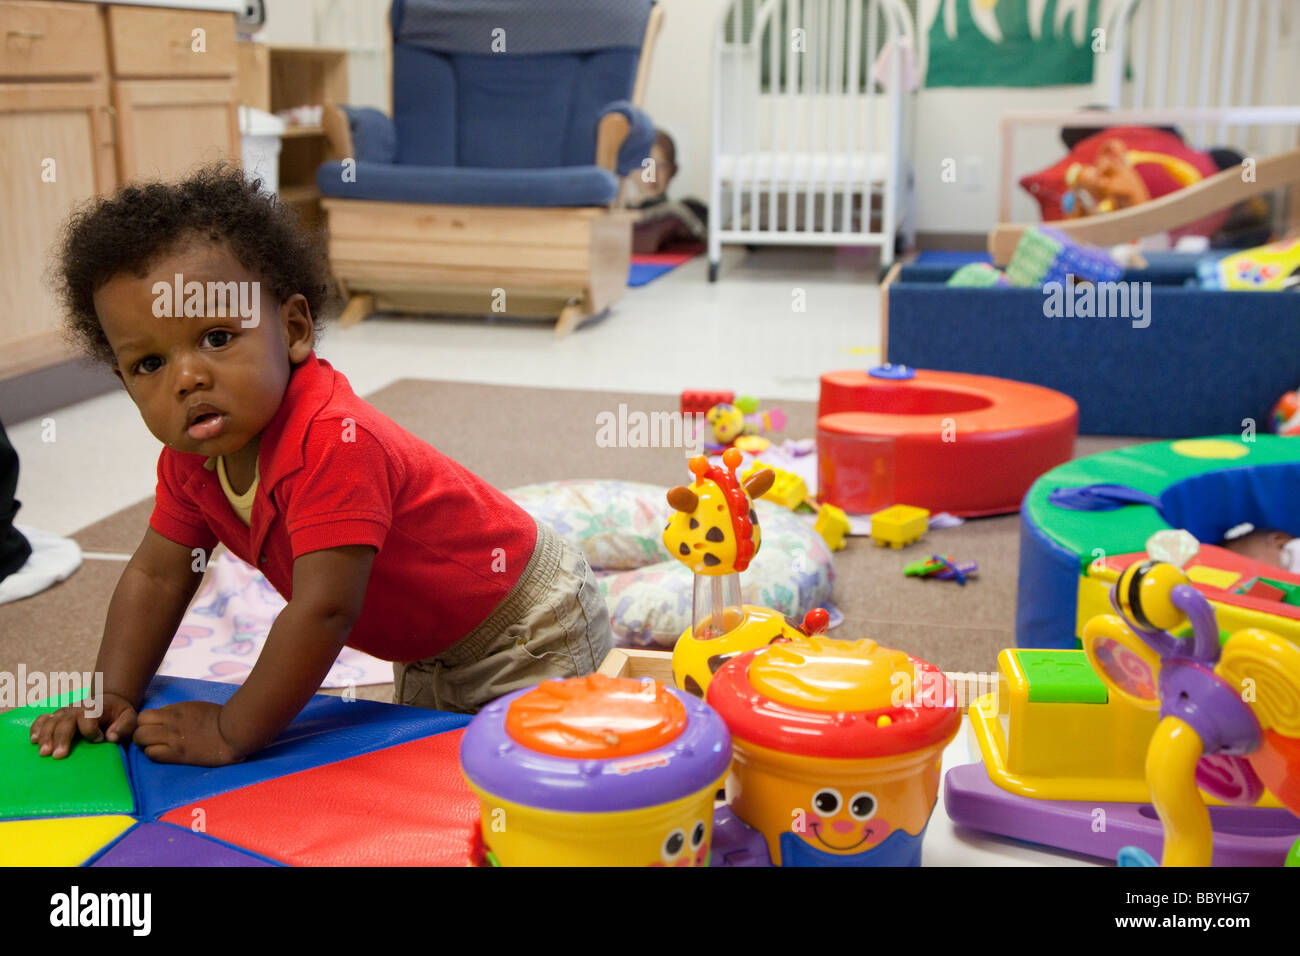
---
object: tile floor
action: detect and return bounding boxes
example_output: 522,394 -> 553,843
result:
8,246 -> 885,537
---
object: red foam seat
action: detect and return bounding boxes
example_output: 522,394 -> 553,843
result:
817,369 -> 1078,516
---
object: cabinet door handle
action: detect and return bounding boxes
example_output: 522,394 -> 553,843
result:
7,29 -> 46,40
101,105 -> 118,148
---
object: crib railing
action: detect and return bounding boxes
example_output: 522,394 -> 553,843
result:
709,0 -> 916,279
1100,0 -> 1300,157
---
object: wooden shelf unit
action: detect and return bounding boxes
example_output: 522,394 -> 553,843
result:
237,42 -> 347,230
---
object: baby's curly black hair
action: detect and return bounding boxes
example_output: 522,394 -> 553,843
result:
55,164 -> 337,365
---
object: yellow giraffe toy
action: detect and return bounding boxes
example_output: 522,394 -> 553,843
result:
664,448 -> 828,696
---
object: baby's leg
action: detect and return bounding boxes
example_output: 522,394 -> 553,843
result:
393,523 -> 612,715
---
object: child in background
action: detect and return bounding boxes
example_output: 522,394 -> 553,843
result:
622,129 -> 708,254
31,167 -> 612,767
1222,525 -> 1300,571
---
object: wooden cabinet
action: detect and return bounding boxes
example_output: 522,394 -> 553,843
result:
104,5 -> 236,78
0,1 -> 242,387
112,78 -> 239,182
0,1 -> 107,80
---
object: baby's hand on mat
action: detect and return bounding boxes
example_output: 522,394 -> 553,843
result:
134,700 -> 245,767
30,692 -> 138,758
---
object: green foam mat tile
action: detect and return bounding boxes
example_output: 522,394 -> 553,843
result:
0,687 -> 134,820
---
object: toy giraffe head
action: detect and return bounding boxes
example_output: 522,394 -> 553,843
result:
664,448 -> 775,576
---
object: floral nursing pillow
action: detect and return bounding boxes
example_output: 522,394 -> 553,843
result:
506,480 -> 835,648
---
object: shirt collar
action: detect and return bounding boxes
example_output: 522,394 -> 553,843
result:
201,350 -> 335,491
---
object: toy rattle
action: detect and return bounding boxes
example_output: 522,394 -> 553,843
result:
663,448 -> 821,696
1081,554 -> 1300,866
702,396 -> 786,453
459,674 -> 732,866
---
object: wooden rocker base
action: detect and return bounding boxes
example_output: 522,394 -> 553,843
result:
322,199 -> 633,338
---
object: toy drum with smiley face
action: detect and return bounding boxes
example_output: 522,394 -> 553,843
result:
707,637 -> 959,866
459,674 -> 731,866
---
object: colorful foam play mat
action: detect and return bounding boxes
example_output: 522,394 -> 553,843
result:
627,242 -> 705,286
2,678 -> 479,866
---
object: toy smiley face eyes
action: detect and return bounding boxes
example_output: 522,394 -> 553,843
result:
691,821 -> 706,850
849,792 -> 877,821
813,788 -> 841,815
662,828 -> 687,863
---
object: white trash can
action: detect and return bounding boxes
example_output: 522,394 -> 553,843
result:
239,105 -> 286,195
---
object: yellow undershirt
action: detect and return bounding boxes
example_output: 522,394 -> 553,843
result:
216,455 -> 259,527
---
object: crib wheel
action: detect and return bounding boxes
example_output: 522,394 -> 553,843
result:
708,260 -> 719,283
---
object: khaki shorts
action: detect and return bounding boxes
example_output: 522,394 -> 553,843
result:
393,520 -> 613,715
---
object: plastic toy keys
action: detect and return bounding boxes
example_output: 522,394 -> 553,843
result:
664,449 -> 806,697
1081,559 -> 1300,866
904,555 -> 977,585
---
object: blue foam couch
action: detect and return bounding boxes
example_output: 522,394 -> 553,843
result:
883,255 -> 1300,436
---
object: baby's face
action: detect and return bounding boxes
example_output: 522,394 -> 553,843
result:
95,241 -> 314,458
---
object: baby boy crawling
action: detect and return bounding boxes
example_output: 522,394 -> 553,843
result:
31,167 -> 612,766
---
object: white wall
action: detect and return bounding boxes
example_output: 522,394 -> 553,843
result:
259,0 -> 390,110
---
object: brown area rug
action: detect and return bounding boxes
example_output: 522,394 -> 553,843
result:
0,380 -> 1138,691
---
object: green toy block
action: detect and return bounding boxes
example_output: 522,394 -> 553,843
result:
1016,650 -> 1108,704
0,688 -> 134,820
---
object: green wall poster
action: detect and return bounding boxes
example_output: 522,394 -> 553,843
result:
923,0 -> 1103,88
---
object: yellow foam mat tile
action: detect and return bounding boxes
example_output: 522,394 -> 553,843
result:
0,816 -> 134,867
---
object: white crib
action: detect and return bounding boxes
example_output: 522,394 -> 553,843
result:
708,0 -> 917,280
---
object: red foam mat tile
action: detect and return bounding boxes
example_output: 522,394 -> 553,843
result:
161,729 -> 478,866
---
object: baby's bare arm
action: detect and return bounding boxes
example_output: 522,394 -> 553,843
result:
31,528 -> 206,756
133,545 -> 375,765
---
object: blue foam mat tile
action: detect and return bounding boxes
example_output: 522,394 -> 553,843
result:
127,676 -> 470,819
628,262 -> 675,286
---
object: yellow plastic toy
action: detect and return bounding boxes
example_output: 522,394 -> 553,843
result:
740,461 -> 850,551
742,461 -> 807,510
813,503 -> 851,552
665,449 -> 809,695
1079,559 -> 1300,866
459,675 -> 732,866
969,648 -> 1162,802
706,637 -> 960,866
869,504 -> 929,549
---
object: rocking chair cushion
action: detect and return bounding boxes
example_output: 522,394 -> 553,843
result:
316,161 -> 620,207
339,107 -> 397,165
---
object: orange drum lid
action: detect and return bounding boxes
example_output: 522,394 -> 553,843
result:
505,674 -> 688,759
749,637 -> 915,712
708,637 -> 960,759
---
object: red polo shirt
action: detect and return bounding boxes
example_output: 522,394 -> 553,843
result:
148,352 -> 538,661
